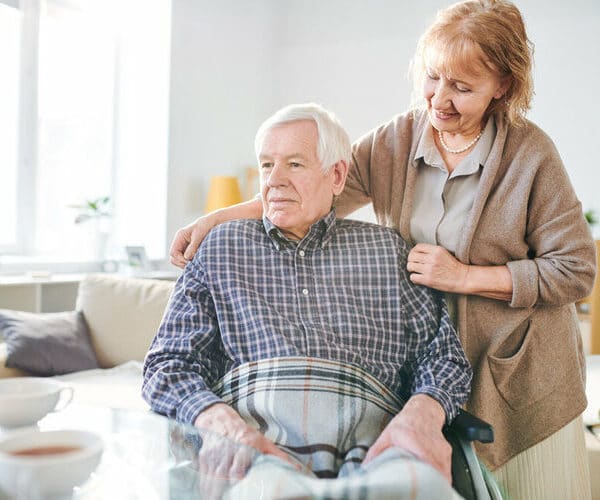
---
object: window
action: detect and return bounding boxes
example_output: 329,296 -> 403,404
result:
0,3 -> 21,252
1,0 -> 171,265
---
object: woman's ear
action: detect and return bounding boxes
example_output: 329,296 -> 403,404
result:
330,160 -> 349,196
494,76 -> 512,100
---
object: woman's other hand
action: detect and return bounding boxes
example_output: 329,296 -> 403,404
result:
407,243 -> 468,292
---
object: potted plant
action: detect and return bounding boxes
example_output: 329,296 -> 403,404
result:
69,196 -> 111,225
69,196 -> 112,262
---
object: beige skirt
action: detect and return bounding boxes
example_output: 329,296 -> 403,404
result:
492,415 -> 591,500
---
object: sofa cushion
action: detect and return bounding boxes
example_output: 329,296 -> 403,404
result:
0,343 -> 28,378
0,309 -> 99,376
76,274 -> 174,368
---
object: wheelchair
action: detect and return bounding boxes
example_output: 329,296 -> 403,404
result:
445,409 -> 504,499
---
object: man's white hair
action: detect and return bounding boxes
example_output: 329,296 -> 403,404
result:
254,103 -> 351,173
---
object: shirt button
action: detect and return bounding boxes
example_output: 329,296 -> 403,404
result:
299,250 -> 305,257
302,288 -> 309,295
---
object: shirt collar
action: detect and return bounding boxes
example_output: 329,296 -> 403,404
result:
412,117 -> 496,176
263,209 -> 337,251
413,125 -> 444,170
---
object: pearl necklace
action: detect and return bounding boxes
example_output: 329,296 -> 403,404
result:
438,129 -> 483,154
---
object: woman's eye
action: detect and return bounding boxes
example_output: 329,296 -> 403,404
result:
456,85 -> 471,93
426,72 -> 439,81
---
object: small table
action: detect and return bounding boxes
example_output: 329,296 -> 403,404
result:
1,404 -> 260,499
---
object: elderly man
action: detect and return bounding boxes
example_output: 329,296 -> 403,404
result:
142,104 -> 471,498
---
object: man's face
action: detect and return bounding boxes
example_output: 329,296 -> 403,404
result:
259,120 -> 346,240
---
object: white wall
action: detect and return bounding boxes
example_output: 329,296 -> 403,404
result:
167,0 -> 600,243
520,0 -> 600,223
167,0 -> 277,239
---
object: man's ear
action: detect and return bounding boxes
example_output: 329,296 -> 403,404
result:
330,160 -> 349,196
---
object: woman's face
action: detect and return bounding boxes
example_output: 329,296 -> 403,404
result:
423,49 -> 507,135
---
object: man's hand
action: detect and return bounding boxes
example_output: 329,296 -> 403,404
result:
194,403 -> 296,465
363,394 -> 452,483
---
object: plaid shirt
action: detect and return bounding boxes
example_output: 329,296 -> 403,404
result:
142,211 -> 471,424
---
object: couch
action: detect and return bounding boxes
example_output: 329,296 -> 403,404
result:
0,273 -> 174,410
0,273 -> 599,498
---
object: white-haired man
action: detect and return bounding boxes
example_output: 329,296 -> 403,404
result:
143,104 -> 471,498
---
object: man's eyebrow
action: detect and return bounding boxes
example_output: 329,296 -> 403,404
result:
259,153 -> 309,161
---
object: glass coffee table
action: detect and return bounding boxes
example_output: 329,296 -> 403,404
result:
1,404 -> 262,499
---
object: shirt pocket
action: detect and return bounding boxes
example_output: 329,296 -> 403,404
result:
487,315 -> 560,412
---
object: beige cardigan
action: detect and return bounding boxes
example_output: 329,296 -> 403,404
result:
338,109 -> 596,469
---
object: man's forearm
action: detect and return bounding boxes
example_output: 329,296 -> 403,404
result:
194,402 -> 245,432
402,394 -> 446,430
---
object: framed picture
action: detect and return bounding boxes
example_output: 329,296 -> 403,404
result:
125,246 -> 150,270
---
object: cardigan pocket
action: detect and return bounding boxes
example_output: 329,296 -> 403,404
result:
487,316 -> 559,411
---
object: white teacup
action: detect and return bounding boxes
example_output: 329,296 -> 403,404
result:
0,428 -> 103,497
0,378 -> 73,428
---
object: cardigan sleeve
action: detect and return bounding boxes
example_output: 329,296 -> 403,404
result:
335,131 -> 376,217
506,130 -> 596,308
336,113 -> 416,226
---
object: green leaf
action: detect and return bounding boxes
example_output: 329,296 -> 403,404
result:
585,209 -> 598,226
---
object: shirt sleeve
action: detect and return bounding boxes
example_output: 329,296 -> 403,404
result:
142,256 -> 227,424
397,242 -> 472,421
407,292 -> 471,421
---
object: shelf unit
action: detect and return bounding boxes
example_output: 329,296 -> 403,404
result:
0,274 -> 84,313
0,271 -> 180,313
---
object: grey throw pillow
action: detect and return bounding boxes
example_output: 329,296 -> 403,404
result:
0,309 -> 99,376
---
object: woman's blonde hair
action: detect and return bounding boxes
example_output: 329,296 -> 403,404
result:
410,0 -> 534,126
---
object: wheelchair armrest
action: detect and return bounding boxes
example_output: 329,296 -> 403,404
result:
447,409 -> 494,444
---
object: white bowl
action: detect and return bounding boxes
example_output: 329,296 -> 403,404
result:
0,377 -> 73,428
0,429 -> 103,497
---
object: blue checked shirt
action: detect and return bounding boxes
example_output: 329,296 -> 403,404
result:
142,211 -> 472,424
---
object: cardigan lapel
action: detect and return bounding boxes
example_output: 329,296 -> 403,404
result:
455,113 -> 509,263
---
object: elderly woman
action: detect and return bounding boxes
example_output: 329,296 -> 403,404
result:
169,1 -> 596,498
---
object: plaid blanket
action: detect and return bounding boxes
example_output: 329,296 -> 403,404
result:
212,357 -> 462,499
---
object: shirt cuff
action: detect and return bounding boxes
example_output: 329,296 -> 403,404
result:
177,390 -> 224,425
414,387 -> 458,422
